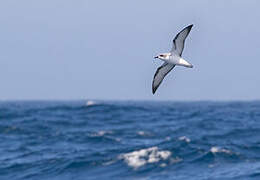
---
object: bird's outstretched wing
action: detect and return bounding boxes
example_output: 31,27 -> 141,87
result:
152,62 -> 175,94
171,24 -> 193,56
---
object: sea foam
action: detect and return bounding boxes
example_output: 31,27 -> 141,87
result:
210,147 -> 231,154
119,147 -> 171,168
178,136 -> 191,143
86,100 -> 95,106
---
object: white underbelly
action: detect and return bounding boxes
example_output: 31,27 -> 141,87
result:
163,57 -> 193,68
163,57 -> 180,65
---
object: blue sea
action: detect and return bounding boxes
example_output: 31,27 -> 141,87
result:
1,101 -> 260,180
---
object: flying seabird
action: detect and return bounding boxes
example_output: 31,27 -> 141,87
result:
152,24 -> 194,94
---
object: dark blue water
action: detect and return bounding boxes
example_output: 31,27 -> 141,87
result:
1,101 -> 260,180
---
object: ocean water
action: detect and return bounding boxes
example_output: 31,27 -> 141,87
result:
1,101 -> 260,180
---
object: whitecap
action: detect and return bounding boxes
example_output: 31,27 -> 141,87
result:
137,131 -> 146,136
119,147 -> 171,169
97,130 -> 106,136
91,130 -> 112,137
160,163 -> 167,167
86,100 -> 95,106
210,146 -> 231,154
178,136 -> 191,143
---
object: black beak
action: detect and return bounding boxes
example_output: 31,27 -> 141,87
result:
154,56 -> 158,59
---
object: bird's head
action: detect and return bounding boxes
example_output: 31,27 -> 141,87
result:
154,53 -> 170,60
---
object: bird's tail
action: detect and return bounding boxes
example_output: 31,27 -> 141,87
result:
179,58 -> 193,68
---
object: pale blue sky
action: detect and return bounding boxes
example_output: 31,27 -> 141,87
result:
0,0 -> 260,100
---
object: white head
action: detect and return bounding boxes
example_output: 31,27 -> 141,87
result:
154,53 -> 170,60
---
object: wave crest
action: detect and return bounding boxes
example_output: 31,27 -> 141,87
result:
119,147 -> 171,168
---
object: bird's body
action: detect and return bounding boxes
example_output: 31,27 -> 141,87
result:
158,53 -> 193,68
152,24 -> 194,94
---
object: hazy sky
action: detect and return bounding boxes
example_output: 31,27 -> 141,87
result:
1,0 -> 260,100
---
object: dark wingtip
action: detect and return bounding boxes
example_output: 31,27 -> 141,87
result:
152,87 -> 156,94
187,24 -> 193,29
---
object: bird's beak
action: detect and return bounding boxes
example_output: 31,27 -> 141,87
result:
154,56 -> 158,59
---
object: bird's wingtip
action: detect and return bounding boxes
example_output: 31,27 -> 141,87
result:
152,88 -> 156,94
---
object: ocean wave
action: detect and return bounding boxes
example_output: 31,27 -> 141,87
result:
2,101 -> 260,179
210,147 -> 232,154
178,136 -> 191,143
86,100 -> 96,107
119,147 -> 171,168
136,131 -> 153,137
90,130 -> 113,137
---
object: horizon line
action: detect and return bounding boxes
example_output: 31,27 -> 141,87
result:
1,98 -> 260,102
